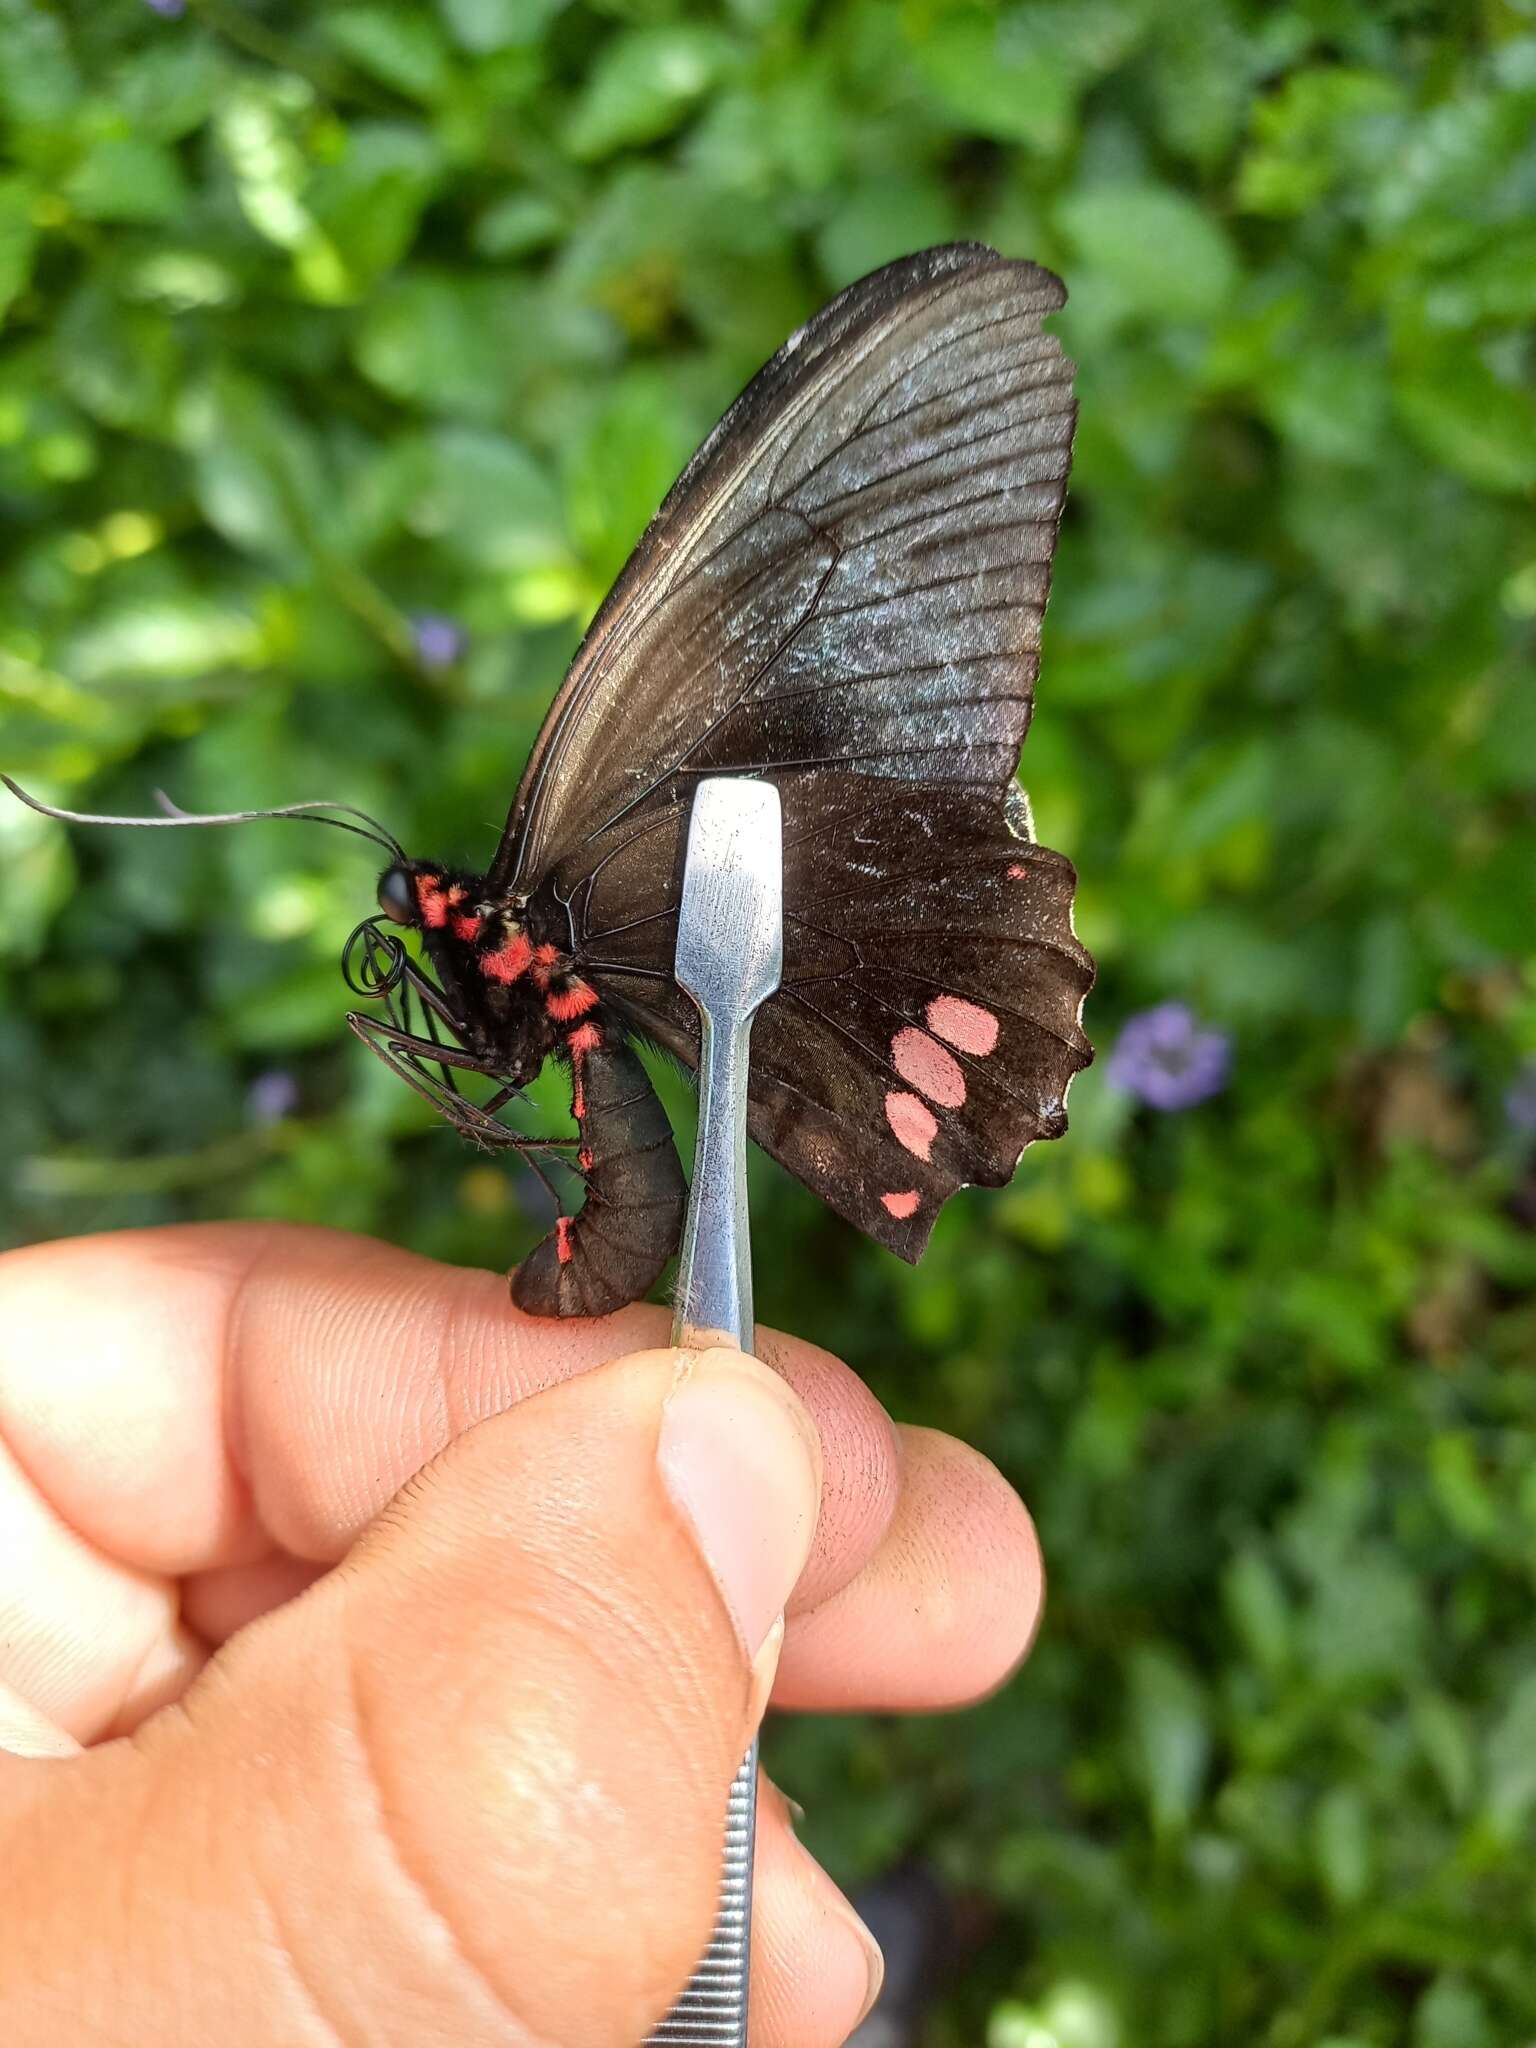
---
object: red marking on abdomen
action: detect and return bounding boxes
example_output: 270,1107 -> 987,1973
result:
881,1189 -> 920,1220
926,995 -> 999,1057
566,1019 -> 602,1122
531,942 -> 560,989
555,1216 -> 574,1265
481,931 -> 534,983
451,913 -> 482,942
891,1026 -> 966,1108
885,1090 -> 937,1161
546,981 -> 598,1023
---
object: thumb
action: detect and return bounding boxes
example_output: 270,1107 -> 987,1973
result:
2,1345 -> 821,2048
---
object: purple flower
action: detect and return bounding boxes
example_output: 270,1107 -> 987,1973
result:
1507,1060 -> 1536,1138
247,1069 -> 300,1127
410,612 -> 468,671
143,0 -> 186,16
1107,1002 -> 1231,1112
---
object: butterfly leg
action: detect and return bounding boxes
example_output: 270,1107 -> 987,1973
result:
346,1012 -> 580,1155
513,1029 -> 686,1319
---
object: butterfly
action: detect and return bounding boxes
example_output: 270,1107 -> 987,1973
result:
7,242 -> 1095,1318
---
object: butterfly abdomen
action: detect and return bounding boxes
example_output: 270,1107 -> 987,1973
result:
512,1034 -> 686,1318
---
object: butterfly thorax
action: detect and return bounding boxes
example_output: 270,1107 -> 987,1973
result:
381,861 -> 601,1086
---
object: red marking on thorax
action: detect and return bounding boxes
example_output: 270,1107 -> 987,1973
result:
481,931 -> 534,984
555,1216 -> 574,1265
415,874 -> 449,928
546,980 -> 598,1023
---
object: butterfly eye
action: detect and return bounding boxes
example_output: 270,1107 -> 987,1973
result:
376,866 -> 418,924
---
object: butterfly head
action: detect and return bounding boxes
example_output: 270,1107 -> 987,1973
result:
373,860 -> 505,944
375,863 -> 421,924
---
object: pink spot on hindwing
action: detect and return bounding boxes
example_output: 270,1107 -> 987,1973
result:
881,1189 -> 920,1219
885,1090 -> 937,1161
926,996 -> 999,1057
1007,862 -> 1028,880
555,1216 -> 574,1266
891,1027 -> 966,1108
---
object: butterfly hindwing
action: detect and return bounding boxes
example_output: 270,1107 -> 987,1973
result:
536,770 -> 1092,1259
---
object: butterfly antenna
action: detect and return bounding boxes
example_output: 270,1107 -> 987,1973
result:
2,776 -> 407,864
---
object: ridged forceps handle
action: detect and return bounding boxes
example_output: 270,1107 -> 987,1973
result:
647,777 -> 783,2048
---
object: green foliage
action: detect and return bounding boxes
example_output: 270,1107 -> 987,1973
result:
3,2 -> 1534,2040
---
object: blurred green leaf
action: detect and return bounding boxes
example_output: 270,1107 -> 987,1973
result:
324,7 -> 456,103
817,175 -> 959,287
565,25 -> 740,160
1312,1784 -> 1374,1908
1483,1670 -> 1536,1843
0,0 -> 79,129
1058,182 -> 1238,320
0,173 -> 37,319
472,189 -> 565,258
1126,1647 -> 1211,1839
1221,1548 -> 1293,1678
438,0 -> 567,53
414,425 -> 567,573
178,369 -> 331,567
308,123 -> 443,289
1414,1975 -> 1498,2048
65,135 -> 188,225
1395,349 -> 1536,494
1235,68 -> 1407,217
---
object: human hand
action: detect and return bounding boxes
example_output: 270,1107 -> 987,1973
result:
0,1225 -> 1043,2047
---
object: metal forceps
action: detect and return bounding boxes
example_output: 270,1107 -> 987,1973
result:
645,776 -> 784,2047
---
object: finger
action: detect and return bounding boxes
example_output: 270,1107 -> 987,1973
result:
187,1430 -> 1046,1715
0,1679 -> 78,1760
185,1431 -> 1045,1720
0,1226 -> 895,1601
773,1424 -> 1045,1712
0,1226 -> 899,1734
1,1346 -> 830,2048
0,1423 -> 206,1738
750,1780 -> 884,2047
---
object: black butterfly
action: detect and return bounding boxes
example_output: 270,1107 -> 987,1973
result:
9,243 -> 1095,1318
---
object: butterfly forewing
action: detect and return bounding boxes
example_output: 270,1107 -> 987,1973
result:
498,241 -> 1093,1268
490,244 -> 1075,888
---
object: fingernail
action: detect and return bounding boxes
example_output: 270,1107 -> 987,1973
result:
659,1348 -> 821,1658
844,1901 -> 885,2030
782,1823 -> 885,2032
746,1612 -> 785,1728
